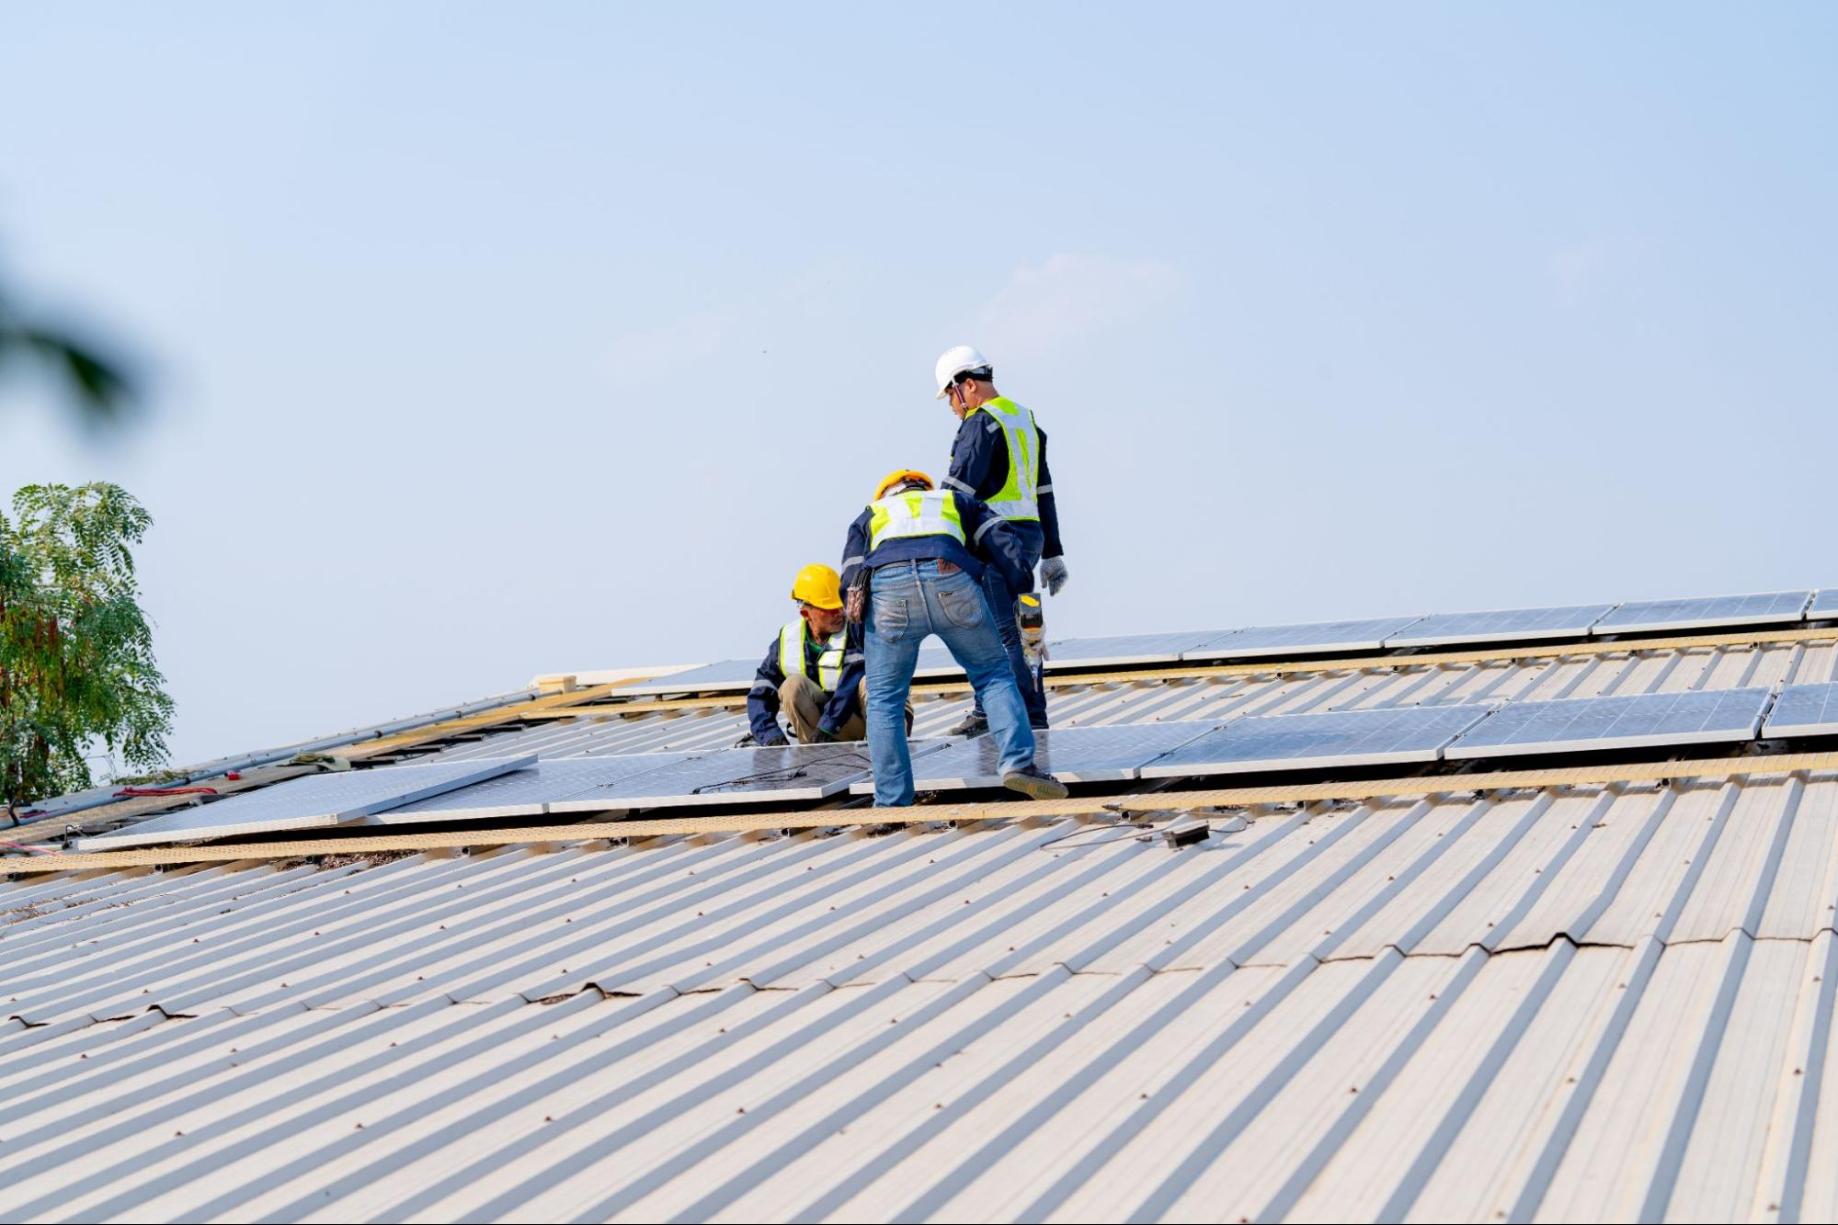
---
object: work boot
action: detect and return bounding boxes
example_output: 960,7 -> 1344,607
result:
1003,765 -> 1069,801
947,710 -> 989,738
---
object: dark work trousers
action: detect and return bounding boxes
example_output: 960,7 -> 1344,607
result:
971,519 -> 1048,728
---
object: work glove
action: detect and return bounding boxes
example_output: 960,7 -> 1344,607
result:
1039,556 -> 1070,596
812,727 -> 838,744
759,727 -> 790,748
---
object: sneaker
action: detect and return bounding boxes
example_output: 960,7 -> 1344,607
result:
947,711 -> 989,738
1003,765 -> 1069,801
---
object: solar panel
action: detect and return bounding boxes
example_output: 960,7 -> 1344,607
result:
848,721 -> 1222,794
1761,683 -> 1838,738
73,757 -> 539,851
618,659 -> 762,696
1592,592 -> 1812,635
1384,604 -> 1616,647
360,754 -> 694,824
1041,632 -> 1231,670
1137,704 -> 1490,779
1443,688 -> 1770,760
914,647 -> 964,680
1182,616 -> 1427,661
1810,591 -> 1838,621
544,741 -> 912,811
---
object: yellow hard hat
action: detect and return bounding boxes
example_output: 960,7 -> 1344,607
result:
874,469 -> 935,501
791,563 -> 843,610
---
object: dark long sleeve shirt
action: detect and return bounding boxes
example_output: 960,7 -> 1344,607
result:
745,620 -> 866,742
944,406 -> 1064,558
838,490 -> 1037,599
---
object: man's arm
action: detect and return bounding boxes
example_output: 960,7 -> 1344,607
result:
944,414 -> 1006,502
1037,425 -> 1063,560
956,493 -> 1036,597
745,637 -> 790,745
838,513 -> 871,594
818,621 -> 867,736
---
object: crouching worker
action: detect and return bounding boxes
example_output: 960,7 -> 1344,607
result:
746,564 -> 866,746
840,470 -> 1068,806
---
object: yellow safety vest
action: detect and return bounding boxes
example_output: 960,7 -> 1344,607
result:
779,620 -> 848,692
970,396 -> 1041,522
867,489 -> 967,551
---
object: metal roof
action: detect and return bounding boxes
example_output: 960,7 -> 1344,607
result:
10,607 -> 1838,1220
4,767 -> 1838,1221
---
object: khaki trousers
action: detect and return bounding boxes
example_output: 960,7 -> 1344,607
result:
780,676 -> 869,743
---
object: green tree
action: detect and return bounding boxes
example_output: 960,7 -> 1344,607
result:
0,483 -> 174,814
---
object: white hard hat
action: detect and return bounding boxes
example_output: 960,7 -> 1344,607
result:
934,345 -> 992,399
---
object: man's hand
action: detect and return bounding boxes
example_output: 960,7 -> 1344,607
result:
845,585 -> 866,623
759,727 -> 790,748
1039,556 -> 1069,596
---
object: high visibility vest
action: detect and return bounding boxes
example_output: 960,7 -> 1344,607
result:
779,620 -> 848,693
867,489 -> 967,551
970,396 -> 1041,522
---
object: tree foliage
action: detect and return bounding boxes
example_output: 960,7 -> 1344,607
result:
0,483 -> 174,811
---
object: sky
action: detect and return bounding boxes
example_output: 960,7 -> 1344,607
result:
2,3 -> 1835,770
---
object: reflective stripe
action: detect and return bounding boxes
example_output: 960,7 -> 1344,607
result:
1037,483 -> 1053,495
973,516 -> 1001,543
842,554 -> 866,570
943,475 -> 974,493
778,620 -> 847,691
868,489 -> 966,551
971,396 -> 1041,522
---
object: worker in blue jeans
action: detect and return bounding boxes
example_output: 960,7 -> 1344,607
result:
840,469 -> 1068,807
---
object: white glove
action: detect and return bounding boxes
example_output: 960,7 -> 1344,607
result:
1039,556 -> 1069,596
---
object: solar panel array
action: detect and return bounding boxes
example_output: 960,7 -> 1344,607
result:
1385,604 -> 1617,647
74,757 -> 539,851
604,588 -> 1826,699
1138,704 -> 1492,779
1443,688 -> 1771,760
1042,632 -> 1229,669
364,754 -> 694,824
1592,591 -> 1812,635
850,722 -> 1222,794
1181,616 -> 1427,661
545,741 -> 906,811
1761,683 -> 1838,739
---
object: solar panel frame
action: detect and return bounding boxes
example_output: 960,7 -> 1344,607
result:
1760,683 -> 1838,739
847,721 -> 1223,794
359,754 -> 695,824
1041,632 -> 1233,670
1137,704 -> 1492,779
1809,591 -> 1838,621
545,740 -> 934,812
616,660 -> 763,696
73,756 -> 540,851
1181,616 -> 1428,661
1590,592 -> 1812,635
1383,604 -> 1618,648
1442,688 -> 1771,760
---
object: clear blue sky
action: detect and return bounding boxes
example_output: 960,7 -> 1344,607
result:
3,3 -> 1835,769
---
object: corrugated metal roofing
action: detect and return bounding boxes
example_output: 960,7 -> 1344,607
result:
6,768 -> 1838,1221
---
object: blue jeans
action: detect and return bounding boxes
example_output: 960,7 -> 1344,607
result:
972,520 -> 1048,728
865,560 -> 1036,806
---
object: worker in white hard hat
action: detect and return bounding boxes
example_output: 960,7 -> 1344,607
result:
933,345 -> 1065,736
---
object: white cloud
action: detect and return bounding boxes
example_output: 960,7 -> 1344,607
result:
975,253 -> 1181,360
